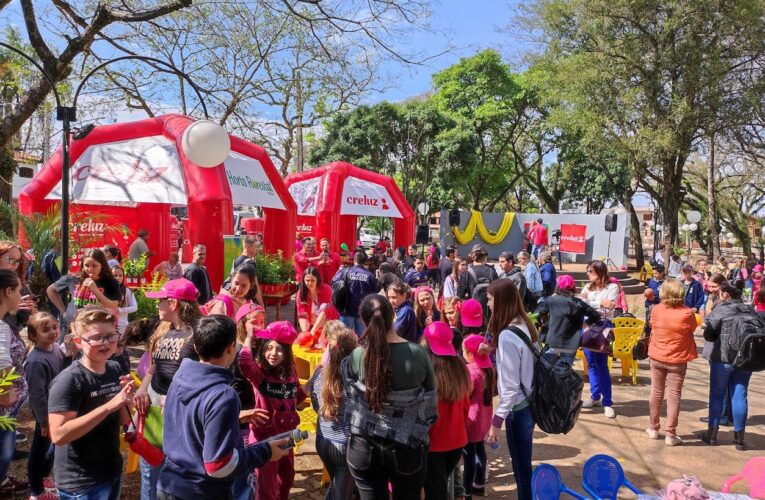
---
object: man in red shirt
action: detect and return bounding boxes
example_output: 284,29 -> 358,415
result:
316,238 -> 342,285
293,237 -> 321,281
530,218 -> 548,259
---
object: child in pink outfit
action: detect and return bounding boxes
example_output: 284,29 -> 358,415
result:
462,334 -> 495,497
240,321 -> 306,500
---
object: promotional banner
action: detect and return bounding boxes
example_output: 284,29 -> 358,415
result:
289,177 -> 321,215
559,224 -> 587,254
48,135 -> 187,205
340,176 -> 402,218
224,151 -> 285,210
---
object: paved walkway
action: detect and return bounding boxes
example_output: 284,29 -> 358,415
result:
290,332 -> 765,498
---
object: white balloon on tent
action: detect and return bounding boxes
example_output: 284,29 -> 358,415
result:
181,119 -> 231,168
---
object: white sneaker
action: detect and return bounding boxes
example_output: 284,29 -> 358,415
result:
646,428 -> 659,439
665,435 -> 683,446
582,398 -> 602,408
604,406 -> 616,418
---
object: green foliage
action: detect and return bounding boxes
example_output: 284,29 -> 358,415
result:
129,272 -> 166,321
0,369 -> 20,431
123,255 -> 148,278
254,251 -> 295,285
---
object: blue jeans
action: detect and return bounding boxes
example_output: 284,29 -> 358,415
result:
532,245 -> 544,259
139,457 -> 161,500
584,350 -> 613,406
708,361 -> 752,431
0,427 -> 15,483
231,472 -> 255,500
505,405 -> 535,500
463,441 -> 487,494
58,478 -> 121,500
340,316 -> 365,336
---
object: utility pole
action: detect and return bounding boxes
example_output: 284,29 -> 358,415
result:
707,132 -> 721,260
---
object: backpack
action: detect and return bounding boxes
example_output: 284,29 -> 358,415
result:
719,305 -> 765,372
201,294 -> 234,317
508,326 -> 584,434
467,267 -> 493,321
331,268 -> 351,313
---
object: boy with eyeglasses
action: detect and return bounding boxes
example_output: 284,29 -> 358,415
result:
48,306 -> 134,499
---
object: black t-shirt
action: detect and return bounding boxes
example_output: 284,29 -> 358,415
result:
231,255 -> 256,273
48,360 -> 123,493
151,328 -> 198,395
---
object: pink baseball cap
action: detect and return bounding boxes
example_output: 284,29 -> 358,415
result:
461,299 -> 483,327
255,320 -> 298,345
463,334 -> 493,369
557,275 -> 576,291
754,264 -> 763,273
423,321 -> 456,356
145,278 -> 199,302
235,302 -> 265,323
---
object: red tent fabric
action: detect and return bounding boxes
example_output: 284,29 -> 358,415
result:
19,114 -> 296,289
283,162 -> 415,252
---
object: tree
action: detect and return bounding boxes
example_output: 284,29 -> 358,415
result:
522,0 -> 765,262
0,0 -> 193,149
432,50 -> 532,211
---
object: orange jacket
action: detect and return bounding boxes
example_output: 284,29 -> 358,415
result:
648,303 -> 698,364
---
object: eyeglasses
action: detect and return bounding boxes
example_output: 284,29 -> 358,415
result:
80,333 -> 120,345
2,256 -> 22,266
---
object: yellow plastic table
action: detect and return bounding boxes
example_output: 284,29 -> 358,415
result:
293,345 -> 324,381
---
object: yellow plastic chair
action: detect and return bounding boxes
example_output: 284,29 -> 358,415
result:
611,327 -> 642,385
120,433 -> 140,474
293,345 -> 324,381
612,316 -> 645,331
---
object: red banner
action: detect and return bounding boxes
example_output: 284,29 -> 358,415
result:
559,224 -> 587,254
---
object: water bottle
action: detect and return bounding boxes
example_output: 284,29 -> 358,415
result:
266,429 -> 309,449
490,441 -> 500,450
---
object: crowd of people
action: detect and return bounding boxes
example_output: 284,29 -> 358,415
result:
0,234 -> 764,500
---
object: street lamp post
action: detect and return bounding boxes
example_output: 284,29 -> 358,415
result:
1,44 -> 223,272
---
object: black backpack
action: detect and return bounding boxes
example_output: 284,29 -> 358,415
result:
720,305 -> 765,372
508,326 -> 584,434
467,267 -> 493,321
331,268 -> 351,314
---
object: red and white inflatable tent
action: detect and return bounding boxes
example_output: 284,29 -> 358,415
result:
285,162 -> 415,252
19,114 -> 296,289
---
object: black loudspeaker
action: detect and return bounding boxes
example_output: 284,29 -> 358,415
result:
604,213 -> 618,232
449,209 -> 461,227
416,224 -> 429,244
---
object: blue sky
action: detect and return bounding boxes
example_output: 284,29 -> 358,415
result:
372,0 -> 521,103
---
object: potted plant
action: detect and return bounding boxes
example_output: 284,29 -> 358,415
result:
123,254 -> 149,287
255,251 -> 297,305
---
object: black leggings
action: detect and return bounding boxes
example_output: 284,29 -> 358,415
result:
346,434 -> 427,500
463,441 -> 487,494
424,448 -> 462,500
28,421 -> 54,496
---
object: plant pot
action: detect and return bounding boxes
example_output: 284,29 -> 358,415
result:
260,283 -> 296,306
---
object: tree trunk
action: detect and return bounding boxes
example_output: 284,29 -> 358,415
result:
294,69 -> 305,172
0,147 -> 16,234
622,196 -> 645,268
707,135 -> 721,261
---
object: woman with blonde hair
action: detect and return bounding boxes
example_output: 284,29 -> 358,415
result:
646,278 -> 698,446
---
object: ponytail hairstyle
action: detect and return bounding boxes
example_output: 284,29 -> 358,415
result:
320,324 -> 358,421
358,294 -> 395,413
420,336 -> 471,403
148,299 -> 201,354
486,279 -> 538,351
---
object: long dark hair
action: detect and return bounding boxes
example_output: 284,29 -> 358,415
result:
255,338 -> 294,380
487,279 -> 538,349
480,366 -> 496,406
235,263 -> 259,301
359,294 -> 394,413
320,326 -> 358,421
79,248 -> 114,281
0,269 -> 20,306
299,266 -> 322,304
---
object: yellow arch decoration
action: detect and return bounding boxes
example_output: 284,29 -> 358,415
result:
452,210 -> 515,245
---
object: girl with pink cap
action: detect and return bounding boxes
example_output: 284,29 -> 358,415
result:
462,334 -> 496,498
421,321 -> 471,500
240,320 -> 305,500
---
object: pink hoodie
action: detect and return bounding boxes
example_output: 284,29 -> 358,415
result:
466,362 -> 493,443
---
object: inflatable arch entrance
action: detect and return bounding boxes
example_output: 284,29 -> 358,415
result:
19,114 -> 296,289
284,162 -> 415,252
